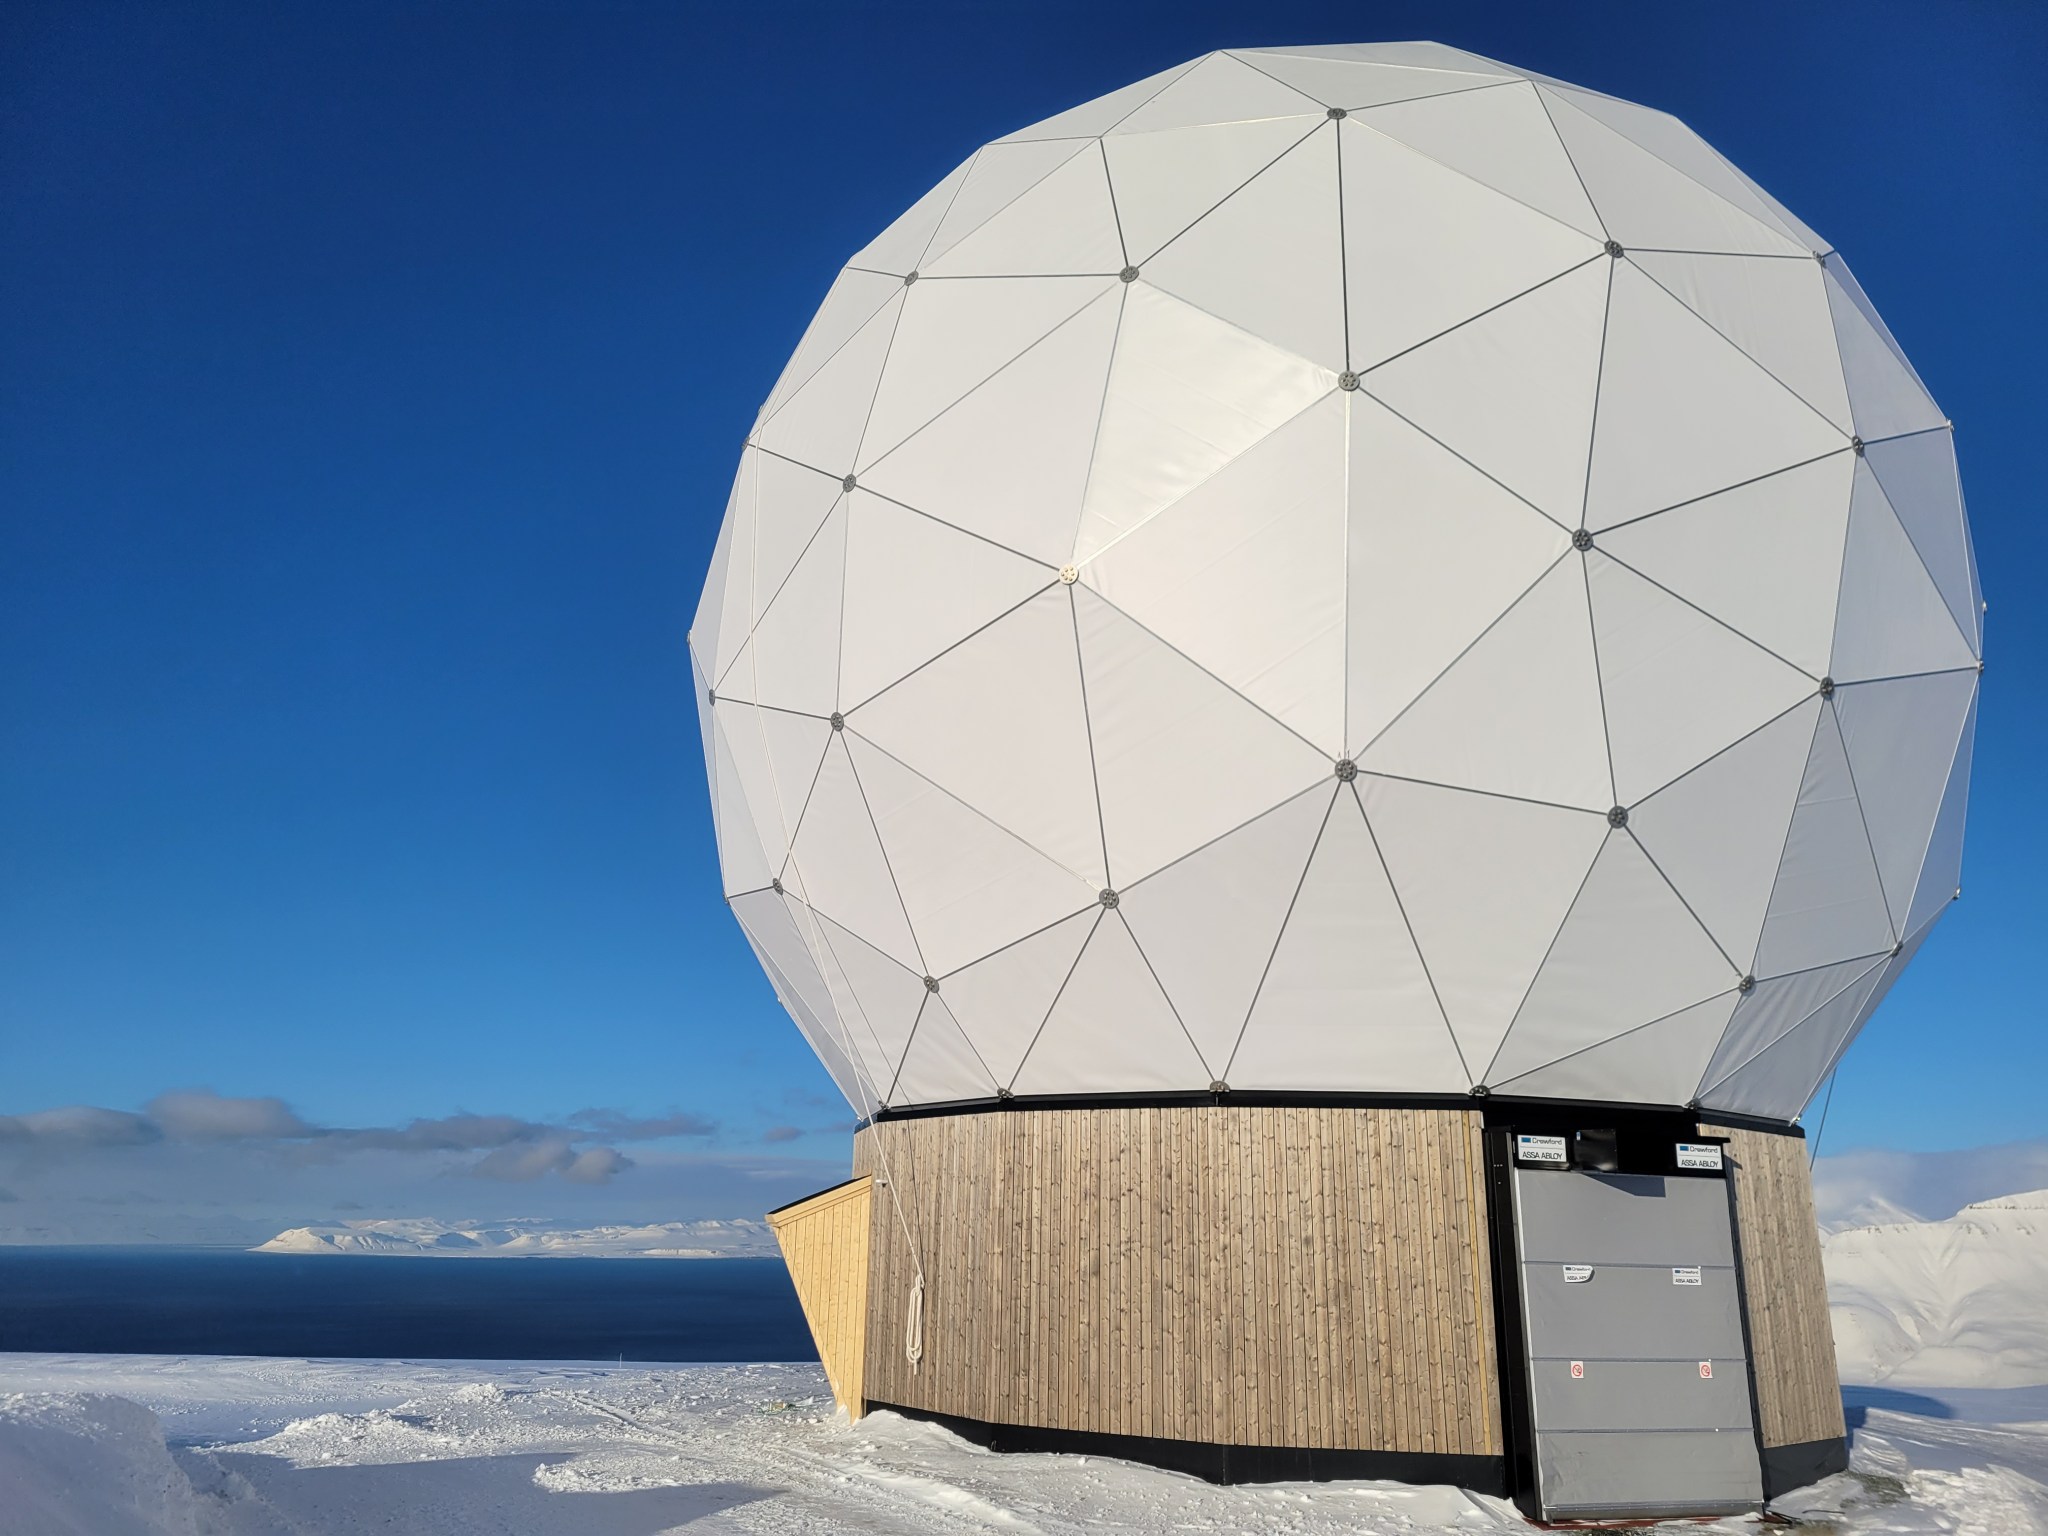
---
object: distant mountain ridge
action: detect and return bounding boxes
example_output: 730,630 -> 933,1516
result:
251,1216 -> 776,1259
1825,1189 -> 2048,1388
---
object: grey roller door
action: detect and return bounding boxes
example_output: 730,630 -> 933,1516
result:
1512,1167 -> 1763,1520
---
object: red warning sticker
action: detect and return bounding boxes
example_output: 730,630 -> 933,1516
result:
1570,1361 -> 1584,1379
1700,1361 -> 1713,1378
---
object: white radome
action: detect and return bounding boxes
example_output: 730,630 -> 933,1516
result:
692,44 -> 1981,1124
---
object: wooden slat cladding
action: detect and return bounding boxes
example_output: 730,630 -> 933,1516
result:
1702,1122 -> 1845,1448
767,1174 -> 873,1421
851,1106 -> 1500,1454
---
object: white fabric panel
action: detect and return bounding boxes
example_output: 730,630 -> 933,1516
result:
811,910 -> 927,1095
1596,453 -> 1852,677
1360,555 -> 1610,811
1105,116 -> 1323,267
1862,429 -> 1980,655
1113,51 -> 1325,133
747,456 -> 844,627
1585,262 -> 1847,530
1538,86 -> 1816,252
849,586 -> 1106,888
1352,81 -> 1603,240
690,642 -> 718,800
1340,117 -> 1602,369
1831,459 -> 1978,684
1233,49 -> 1508,106
1626,250 -> 1852,434
1295,42 -> 1521,77
1696,955 -> 1896,1122
889,993 -> 999,1106
1118,785 -> 1333,1070
936,908 -> 1098,1085
1495,990 -> 1738,1107
1627,700 -> 1820,976
1585,551 -> 1815,804
1534,88 -> 1806,257
1344,396 -> 1572,753
714,700 -> 831,876
737,498 -> 845,716
1833,669 -> 1978,937
1231,787 -> 1468,1091
709,452 -> 758,685
860,290 -> 1120,567
845,730 -> 1097,978
837,491 -> 1053,710
1485,830 -> 1737,1085
1085,392 -> 1347,754
921,140 -> 1096,271
757,268 -> 906,425
1751,705 -> 1896,978
730,890 -> 869,1108
1823,261 -> 1946,441
710,712 -> 776,898
787,735 -> 923,971
692,508 -> 735,686
1360,256 -> 1606,524
753,292 -> 903,476
995,59 -> 1200,142
921,147 -> 1125,278
858,276 -> 1114,468
1138,129 -> 1346,375
1360,774 -> 1608,1078
1696,953 -> 1887,1102
1904,689 -> 1974,940
1010,914 -> 1210,1093
1076,283 -> 1335,563
1074,586 -> 1331,886
847,156 -> 973,276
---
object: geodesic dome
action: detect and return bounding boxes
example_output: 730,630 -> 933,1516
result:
691,43 -> 1982,1125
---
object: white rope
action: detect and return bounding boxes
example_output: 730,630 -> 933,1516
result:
905,1272 -> 925,1373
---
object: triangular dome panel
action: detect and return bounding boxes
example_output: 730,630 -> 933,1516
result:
937,907 -> 1098,1085
1585,261 -> 1847,530
1340,116 -> 1603,369
847,156 -> 974,276
1084,392 -> 1347,755
860,289 -> 1121,567
1113,52 -> 1325,133
838,491 -> 1054,710
710,712 -> 778,899
1830,459 -> 1977,684
749,456 -> 846,630
757,268 -> 907,425
1118,784 -> 1334,1070
1074,585 -> 1332,886
731,889 -> 869,1107
787,734 -> 923,971
736,498 -> 846,717
921,140 -> 1097,271
753,291 -> 904,477
1824,260 -> 1945,441
1484,829 -> 1737,1085
713,699 -> 831,885
1139,126 -> 1347,374
1361,773 -> 1608,1077
889,992 -> 1000,1106
1595,452 -> 1852,677
1862,428 -> 1980,655
811,910 -> 929,1096
849,585 -> 1106,889
1494,990 -> 1738,1107
1904,689 -> 1974,940
921,146 -> 1125,278
1696,952 -> 1887,1102
1695,949 -> 1903,1122
1105,117 -> 1324,267
1228,49 -> 1506,109
1010,913 -> 1210,1094
1229,786 -> 1467,1090
1360,256 -> 1607,524
996,60 -> 1200,143
1359,554 -> 1610,811
1585,550 -> 1817,804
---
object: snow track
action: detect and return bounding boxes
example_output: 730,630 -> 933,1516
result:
2,1355 -> 2045,1534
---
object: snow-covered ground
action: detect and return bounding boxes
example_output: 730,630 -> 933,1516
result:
1825,1189 -> 2048,1388
249,1217 -> 776,1259
2,1355 -> 2045,1536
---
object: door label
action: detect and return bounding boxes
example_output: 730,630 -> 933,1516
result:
1700,1361 -> 1714,1378
1569,1360 -> 1584,1378
1673,1266 -> 1703,1285
1516,1134 -> 1568,1165
1561,1264 -> 1594,1283
1676,1142 -> 1725,1171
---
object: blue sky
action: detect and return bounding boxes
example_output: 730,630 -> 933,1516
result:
2,1 -> 2042,1231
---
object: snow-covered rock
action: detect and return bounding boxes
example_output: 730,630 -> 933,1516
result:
0,1394 -> 203,1536
1827,1189 -> 2048,1388
250,1216 -> 776,1258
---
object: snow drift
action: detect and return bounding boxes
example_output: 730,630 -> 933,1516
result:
250,1216 -> 776,1258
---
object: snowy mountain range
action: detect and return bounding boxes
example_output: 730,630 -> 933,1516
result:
1825,1188 -> 2048,1388
250,1216 -> 777,1258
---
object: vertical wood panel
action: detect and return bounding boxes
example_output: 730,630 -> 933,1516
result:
767,1175 -> 872,1421
852,1105 -> 1501,1454
1702,1121 -> 1845,1448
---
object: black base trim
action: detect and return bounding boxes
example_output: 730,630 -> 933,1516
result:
868,1401 -> 1508,1492
1762,1436 -> 1849,1499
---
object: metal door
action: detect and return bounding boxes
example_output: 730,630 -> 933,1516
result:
1510,1165 -> 1763,1521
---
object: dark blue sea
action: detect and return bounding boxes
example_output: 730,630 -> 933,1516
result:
0,1249 -> 816,1362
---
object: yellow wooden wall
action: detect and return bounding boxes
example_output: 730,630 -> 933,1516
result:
851,1105 -> 1500,1454
766,1174 -> 872,1421
1701,1122 -> 1845,1448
